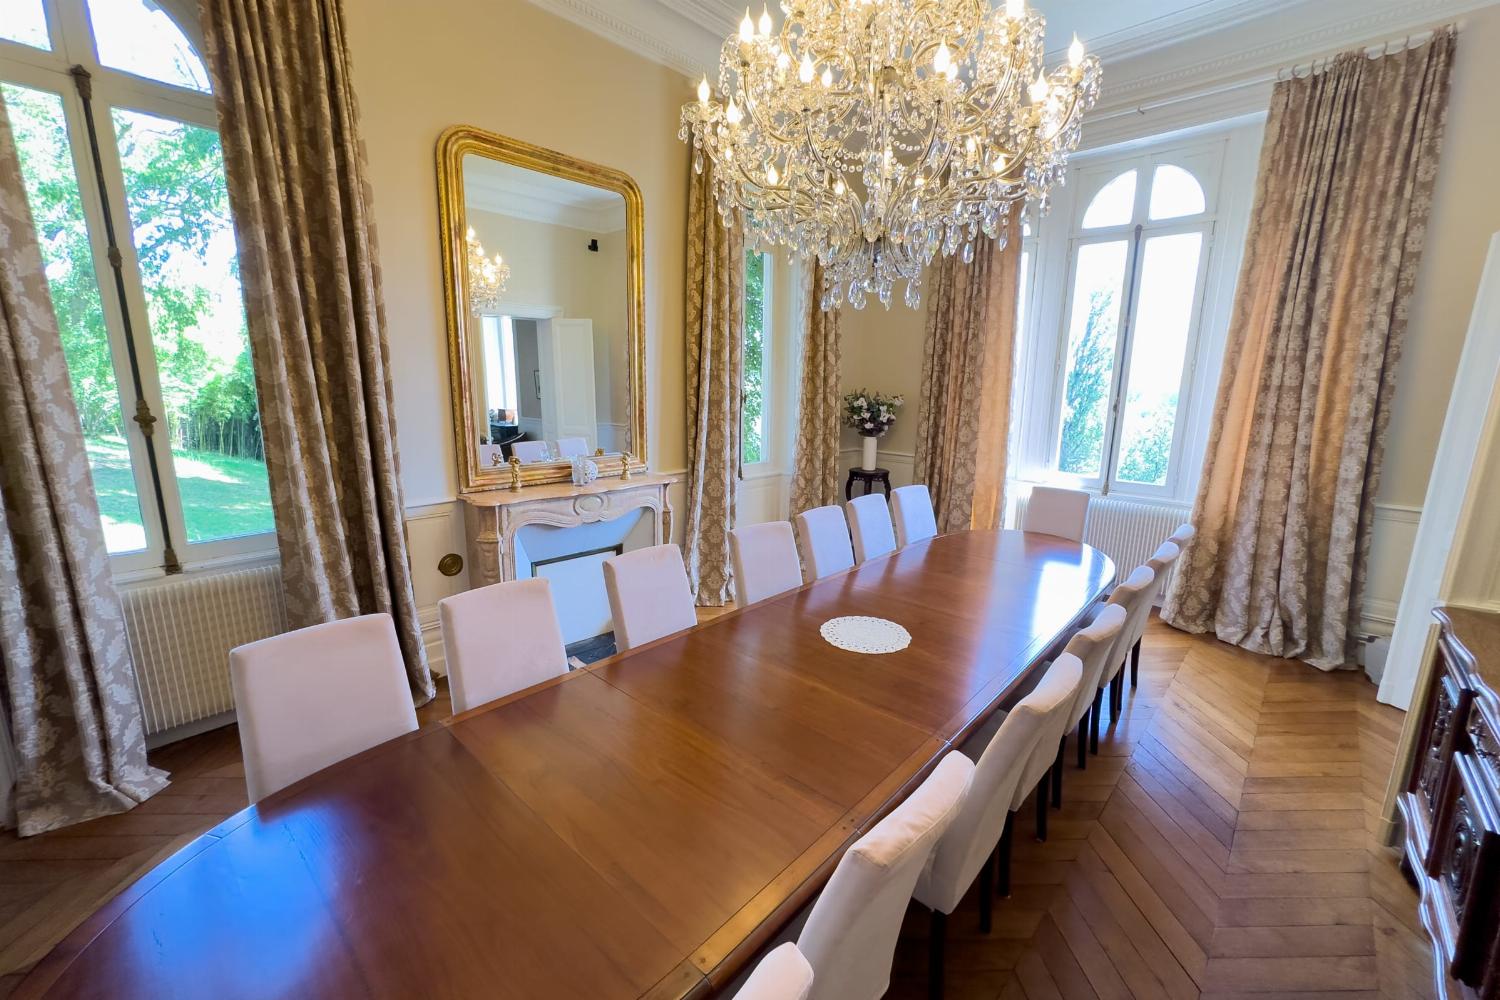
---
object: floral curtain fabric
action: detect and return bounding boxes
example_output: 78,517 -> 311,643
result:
1162,33 -> 1456,669
790,262 -> 843,516
0,93 -> 168,836
683,161 -> 745,606
199,0 -> 433,700
914,218 -> 1022,533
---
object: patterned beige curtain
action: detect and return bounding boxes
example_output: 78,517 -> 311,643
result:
0,94 -> 167,836
790,262 -> 843,516
914,218 -> 1022,533
199,0 -> 433,701
683,162 -> 744,606
1162,33 -> 1456,670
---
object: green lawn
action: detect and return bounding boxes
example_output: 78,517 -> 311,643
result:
86,436 -> 274,552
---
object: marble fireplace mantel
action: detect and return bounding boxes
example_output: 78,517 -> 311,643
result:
461,473 -> 676,588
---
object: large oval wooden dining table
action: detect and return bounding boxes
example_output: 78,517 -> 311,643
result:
19,529 -> 1114,1000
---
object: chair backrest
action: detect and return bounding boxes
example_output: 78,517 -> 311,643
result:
230,614 -> 418,803
798,752 -> 973,1000
555,436 -> 588,459
1062,604 -> 1127,729
915,671 -> 1069,915
890,484 -> 938,548
1021,486 -> 1090,542
1008,654 -> 1085,811
439,578 -> 568,715
730,521 -> 804,607
603,543 -> 697,651
733,943 -> 814,1000
1146,540 -> 1180,579
511,440 -> 550,464
794,505 -> 855,582
1167,522 -> 1196,547
844,494 -> 896,564
1098,565 -> 1156,688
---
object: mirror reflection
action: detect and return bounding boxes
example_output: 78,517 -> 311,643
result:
461,154 -> 631,467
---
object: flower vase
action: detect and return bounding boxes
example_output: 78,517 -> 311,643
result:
861,435 -> 878,471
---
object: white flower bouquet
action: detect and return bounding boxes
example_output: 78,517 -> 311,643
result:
842,389 -> 904,438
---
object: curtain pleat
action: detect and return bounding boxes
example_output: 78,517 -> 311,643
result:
914,218 -> 1022,533
683,162 -> 745,606
0,93 -> 168,836
790,262 -> 843,516
198,0 -> 433,700
1162,32 -> 1456,669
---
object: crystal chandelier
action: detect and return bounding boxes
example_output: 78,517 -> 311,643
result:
465,226 -> 510,313
680,0 -> 1100,309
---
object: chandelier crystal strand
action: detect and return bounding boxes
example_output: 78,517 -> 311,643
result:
679,0 -> 1100,309
465,226 -> 510,313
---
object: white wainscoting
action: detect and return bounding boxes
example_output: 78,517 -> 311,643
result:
737,470 -> 793,525
404,500 -> 470,676
838,446 -> 915,493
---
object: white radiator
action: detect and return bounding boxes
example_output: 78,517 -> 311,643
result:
121,564 -> 287,736
1012,491 -> 1190,597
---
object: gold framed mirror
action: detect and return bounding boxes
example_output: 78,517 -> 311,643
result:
437,126 -> 646,493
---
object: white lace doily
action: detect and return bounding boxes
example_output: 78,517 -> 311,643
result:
820,616 -> 912,654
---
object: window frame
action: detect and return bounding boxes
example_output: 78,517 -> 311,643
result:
1015,127 -> 1260,504
741,248 -> 773,472
2,0 -> 275,579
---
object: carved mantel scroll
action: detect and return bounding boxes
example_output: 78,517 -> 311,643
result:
462,473 -> 675,587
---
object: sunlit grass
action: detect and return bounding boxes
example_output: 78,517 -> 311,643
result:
85,435 -> 274,550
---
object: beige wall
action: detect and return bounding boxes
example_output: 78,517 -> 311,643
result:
839,300 -> 928,463
347,0 -> 689,509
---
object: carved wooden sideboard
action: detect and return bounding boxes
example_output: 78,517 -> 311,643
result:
1399,606 -> 1500,999
461,473 -> 675,587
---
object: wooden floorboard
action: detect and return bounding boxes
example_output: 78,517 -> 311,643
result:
0,620 -> 1431,999
887,617 -> 1433,1000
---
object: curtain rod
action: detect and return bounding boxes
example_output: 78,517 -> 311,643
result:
1100,20 -> 1463,120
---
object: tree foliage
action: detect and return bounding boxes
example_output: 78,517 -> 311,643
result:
1058,289 -> 1115,475
742,249 -> 766,464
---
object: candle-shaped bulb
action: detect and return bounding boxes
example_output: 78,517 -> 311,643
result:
820,66 -> 832,87
739,9 -> 754,41
758,6 -> 772,34
766,163 -> 780,184
725,97 -> 743,123
833,178 -> 846,195
933,41 -> 950,75
1006,0 -> 1024,18
799,52 -> 814,83
697,75 -> 711,103
1028,72 -> 1049,103
1069,34 -> 1085,67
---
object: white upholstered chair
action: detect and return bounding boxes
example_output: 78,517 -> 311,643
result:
914,667 -> 1069,995
1008,654 -> 1085,842
794,505 -> 855,582
603,543 -> 697,651
511,440 -> 551,464
798,751 -> 973,1000
844,494 -> 896,565
730,521 -> 804,607
733,943 -> 814,1000
1167,522 -> 1196,547
230,614 -> 418,803
890,484 -> 938,548
1060,604 -> 1127,776
1125,540 -> 1182,688
1090,565 -> 1155,751
439,578 -> 568,715
1020,486 -> 1090,542
554,436 -> 589,459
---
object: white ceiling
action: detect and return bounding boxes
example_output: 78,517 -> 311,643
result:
463,155 -> 628,232
523,0 -> 1494,113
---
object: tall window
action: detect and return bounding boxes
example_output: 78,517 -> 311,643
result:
1044,143 -> 1222,495
742,249 -> 770,465
3,0 -> 270,574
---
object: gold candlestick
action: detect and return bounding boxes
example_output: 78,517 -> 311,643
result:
508,456 -> 523,492
620,451 -> 633,480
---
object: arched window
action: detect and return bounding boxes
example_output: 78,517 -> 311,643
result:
1046,147 -> 1220,493
2,0 -> 270,574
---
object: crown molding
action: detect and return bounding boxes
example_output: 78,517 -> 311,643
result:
1096,0 -> 1493,110
525,0 -> 704,76
1044,0 -> 1305,62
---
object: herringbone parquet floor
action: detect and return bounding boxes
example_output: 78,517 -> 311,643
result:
0,620 -> 1432,998
888,619 -> 1434,1000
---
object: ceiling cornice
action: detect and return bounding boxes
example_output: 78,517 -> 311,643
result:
526,0 -> 704,76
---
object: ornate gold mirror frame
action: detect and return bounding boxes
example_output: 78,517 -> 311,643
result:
437,125 -> 647,493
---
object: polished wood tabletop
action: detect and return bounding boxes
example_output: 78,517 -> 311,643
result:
19,530 -> 1113,1000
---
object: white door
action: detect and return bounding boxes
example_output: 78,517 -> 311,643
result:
537,318 -> 599,448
